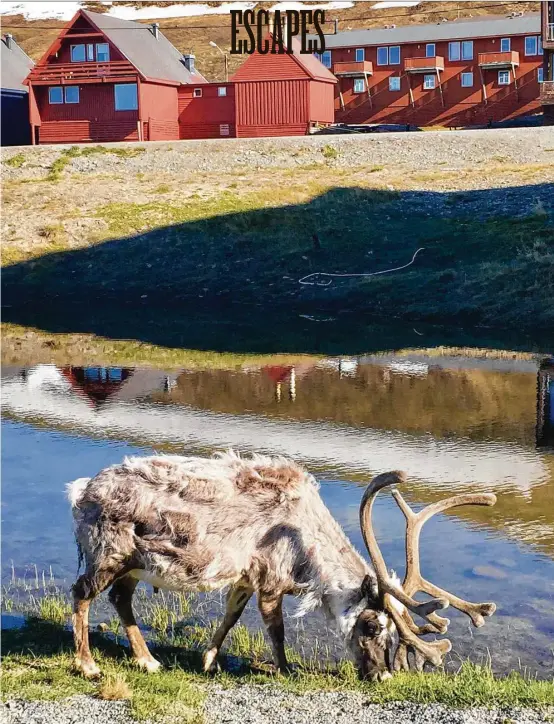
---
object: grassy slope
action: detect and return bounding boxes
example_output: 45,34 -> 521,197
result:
2,1 -> 540,81
2,616 -> 553,722
3,149 -> 553,330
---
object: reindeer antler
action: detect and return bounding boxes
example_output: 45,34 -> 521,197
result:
360,472 -> 497,670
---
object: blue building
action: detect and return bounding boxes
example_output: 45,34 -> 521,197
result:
1,34 -> 34,146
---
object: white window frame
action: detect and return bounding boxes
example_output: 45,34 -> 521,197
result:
193,88 -> 203,98
355,48 -> 365,62
423,74 -> 436,90
353,78 -> 365,93
86,43 -> 94,61
461,72 -> 473,88
425,43 -> 435,58
500,37 -> 510,52
217,86 -> 227,97
377,46 -> 388,66
64,86 -> 80,104
96,43 -> 110,62
498,70 -> 510,85
48,86 -> 64,104
524,36 -> 538,56
389,46 -> 400,65
114,83 -> 138,111
70,44 -> 86,62
389,76 -> 401,91
461,40 -> 473,60
538,67 -> 544,83
448,41 -> 461,61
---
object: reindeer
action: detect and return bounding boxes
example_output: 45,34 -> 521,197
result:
67,450 -> 497,681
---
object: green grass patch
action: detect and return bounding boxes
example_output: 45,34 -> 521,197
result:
4,152 -> 25,168
2,616 -> 553,721
321,144 -> 339,161
46,145 -> 145,182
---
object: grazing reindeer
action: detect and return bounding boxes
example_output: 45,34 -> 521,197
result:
67,451 -> 496,680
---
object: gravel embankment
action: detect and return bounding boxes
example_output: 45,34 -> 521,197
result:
2,126 -> 554,181
3,689 -> 553,724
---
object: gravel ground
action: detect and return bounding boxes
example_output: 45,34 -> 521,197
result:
2,689 -> 553,724
2,126 -> 554,181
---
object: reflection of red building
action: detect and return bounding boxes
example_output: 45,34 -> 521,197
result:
537,357 -> 554,448
61,367 -> 133,407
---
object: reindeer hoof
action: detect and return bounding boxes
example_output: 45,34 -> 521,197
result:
75,658 -> 101,679
202,648 -> 221,673
135,657 -> 162,673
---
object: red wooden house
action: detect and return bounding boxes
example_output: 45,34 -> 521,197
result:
541,1 -> 554,124
25,9 -> 206,144
231,36 -> 336,137
318,12 -> 543,127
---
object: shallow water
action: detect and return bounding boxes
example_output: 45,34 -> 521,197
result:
2,353 -> 554,677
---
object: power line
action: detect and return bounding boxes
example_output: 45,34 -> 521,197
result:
1,2 -> 535,30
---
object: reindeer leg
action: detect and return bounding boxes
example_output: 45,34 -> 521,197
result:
258,592 -> 289,673
73,567 -> 123,678
109,575 -> 161,673
203,585 -> 253,672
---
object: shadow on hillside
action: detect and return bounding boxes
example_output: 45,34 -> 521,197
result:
2,183 -> 553,355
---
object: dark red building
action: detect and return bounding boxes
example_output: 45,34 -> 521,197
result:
541,1 -> 554,123
318,12 -> 543,127
25,9 -> 207,144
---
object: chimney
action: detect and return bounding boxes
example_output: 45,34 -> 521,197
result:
150,22 -> 160,39
5,33 -> 13,50
183,53 -> 195,73
334,18 -> 338,34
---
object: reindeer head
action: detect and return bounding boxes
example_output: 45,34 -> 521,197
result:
355,472 -> 497,676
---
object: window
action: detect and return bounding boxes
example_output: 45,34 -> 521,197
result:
96,43 -> 110,62
525,36 -> 538,56
87,44 -> 94,61
461,72 -> 473,87
425,43 -> 435,57
217,86 -> 227,97
355,48 -> 365,62
353,78 -> 365,93
48,86 -> 63,104
500,37 -> 510,52
461,40 -> 473,60
65,86 -> 79,103
538,67 -> 544,83
193,88 -> 203,98
114,83 -> 138,111
423,74 -> 436,90
448,41 -> 461,61
377,46 -> 388,65
498,70 -> 510,85
317,50 -> 332,68
70,44 -> 86,62
389,76 -> 401,91
389,46 -> 400,65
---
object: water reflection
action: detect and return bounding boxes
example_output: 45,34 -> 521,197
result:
2,351 -> 554,676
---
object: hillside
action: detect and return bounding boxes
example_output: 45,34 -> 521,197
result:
1,1 -> 541,82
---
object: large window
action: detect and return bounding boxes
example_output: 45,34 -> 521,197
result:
114,83 -> 138,111
461,40 -> 473,60
353,78 -> 365,93
70,44 -> 86,62
355,48 -> 365,62
389,46 -> 400,65
423,74 -> 436,90
448,41 -> 461,61
461,72 -> 473,88
500,37 -> 511,52
525,36 -> 539,56
96,43 -> 110,62
48,86 -> 64,104
377,46 -> 388,65
425,43 -> 435,57
389,76 -> 401,91
48,86 -> 80,104
498,70 -> 510,85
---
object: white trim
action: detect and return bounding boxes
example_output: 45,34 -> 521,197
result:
498,70 -> 510,85
353,77 -> 365,93
500,37 -> 510,53
70,43 -> 86,62
193,87 -> 203,97
64,85 -> 79,103
425,43 -> 435,58
355,47 -> 365,62
48,86 -> 63,104
460,71 -> 473,88
114,83 -> 138,111
423,73 -> 436,90
388,76 -> 401,91
96,43 -> 110,62
217,86 -> 227,97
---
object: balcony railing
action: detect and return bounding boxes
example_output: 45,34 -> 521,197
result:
540,81 -> 554,105
478,51 -> 519,69
404,56 -> 444,73
28,61 -> 137,84
333,60 -> 373,77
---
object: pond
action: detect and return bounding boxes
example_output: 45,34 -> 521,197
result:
2,350 -> 554,678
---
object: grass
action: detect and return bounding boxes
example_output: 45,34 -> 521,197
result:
46,145 -> 145,182
321,144 -> 339,161
1,615 -> 553,722
4,152 -> 25,168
